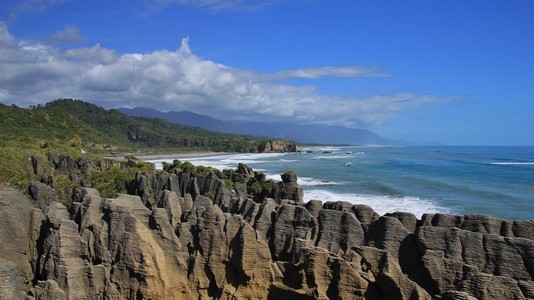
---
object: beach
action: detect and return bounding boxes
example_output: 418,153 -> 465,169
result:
136,151 -> 230,161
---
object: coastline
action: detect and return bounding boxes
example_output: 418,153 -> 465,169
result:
136,151 -> 232,161
3,148 -> 532,299
128,145 -> 534,220
102,151 -> 235,162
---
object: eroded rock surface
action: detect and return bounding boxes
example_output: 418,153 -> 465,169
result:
1,165 -> 533,299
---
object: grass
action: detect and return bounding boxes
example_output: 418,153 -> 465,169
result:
0,134 -> 156,206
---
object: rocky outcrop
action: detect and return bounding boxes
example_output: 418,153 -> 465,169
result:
1,164 -> 533,299
273,170 -> 303,204
260,140 -> 298,153
26,182 -> 59,214
0,189 -> 37,283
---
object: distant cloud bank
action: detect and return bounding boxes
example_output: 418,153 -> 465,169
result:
0,22 -> 449,127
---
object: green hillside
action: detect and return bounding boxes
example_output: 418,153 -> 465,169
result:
0,99 -> 297,189
0,99 -> 268,153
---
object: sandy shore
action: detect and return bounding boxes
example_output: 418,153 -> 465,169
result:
136,151 -> 233,161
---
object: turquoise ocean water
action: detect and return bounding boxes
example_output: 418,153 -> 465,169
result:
147,146 -> 534,220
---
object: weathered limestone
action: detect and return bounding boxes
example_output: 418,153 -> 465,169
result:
273,170 -> 304,203
0,189 -> 36,283
0,258 -> 24,300
0,162 -> 533,299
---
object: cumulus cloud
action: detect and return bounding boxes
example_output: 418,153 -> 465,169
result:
0,23 -> 450,127
43,25 -> 85,45
0,23 -> 17,47
64,44 -> 117,64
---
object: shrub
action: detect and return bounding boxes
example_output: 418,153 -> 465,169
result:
90,166 -> 135,198
223,179 -> 234,191
262,180 -> 274,193
181,161 -> 196,174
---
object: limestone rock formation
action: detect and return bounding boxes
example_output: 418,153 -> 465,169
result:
261,140 -> 297,153
273,170 -> 303,203
0,189 -> 36,283
0,258 -> 25,300
0,163 -> 533,299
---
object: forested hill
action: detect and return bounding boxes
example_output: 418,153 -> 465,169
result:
0,99 -> 294,153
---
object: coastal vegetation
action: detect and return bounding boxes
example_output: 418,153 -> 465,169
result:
0,99 -> 293,154
0,98 -> 296,192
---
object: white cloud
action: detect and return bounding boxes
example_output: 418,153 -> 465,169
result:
0,23 -> 451,127
64,44 -> 117,64
269,66 -> 388,80
43,25 -> 85,45
144,0 -> 281,13
12,0 -> 70,14
0,23 -> 15,48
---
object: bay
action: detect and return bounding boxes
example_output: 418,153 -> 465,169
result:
147,146 -> 534,220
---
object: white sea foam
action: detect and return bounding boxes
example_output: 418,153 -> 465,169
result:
146,155 -> 231,171
230,153 -> 287,160
266,174 -> 281,181
315,155 -> 348,160
220,153 -> 288,166
489,162 -> 534,166
304,189 -> 452,218
146,153 -> 288,170
223,159 -> 270,164
263,174 -> 343,187
146,160 -> 165,170
306,146 -> 341,152
280,159 -> 298,162
298,177 -> 343,186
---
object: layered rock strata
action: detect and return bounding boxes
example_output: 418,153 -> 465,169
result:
0,165 -> 533,299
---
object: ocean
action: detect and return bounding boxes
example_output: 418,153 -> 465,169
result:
147,146 -> 534,220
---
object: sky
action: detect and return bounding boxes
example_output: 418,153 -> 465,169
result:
0,0 -> 533,146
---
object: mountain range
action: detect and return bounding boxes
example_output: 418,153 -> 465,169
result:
118,107 -> 398,145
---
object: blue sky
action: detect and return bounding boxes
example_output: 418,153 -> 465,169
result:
1,0 -> 533,145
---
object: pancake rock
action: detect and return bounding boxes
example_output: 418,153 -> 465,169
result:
0,162 -> 533,299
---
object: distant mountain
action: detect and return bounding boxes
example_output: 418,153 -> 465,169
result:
117,107 -> 227,130
119,107 -> 398,145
